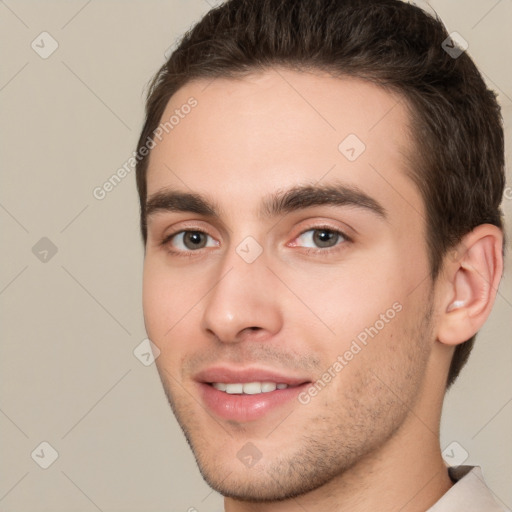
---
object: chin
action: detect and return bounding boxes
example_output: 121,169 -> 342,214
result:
197,466 -> 318,503
189,439 -> 345,503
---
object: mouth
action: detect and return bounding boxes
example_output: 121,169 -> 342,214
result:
194,367 -> 312,423
211,381 -> 294,394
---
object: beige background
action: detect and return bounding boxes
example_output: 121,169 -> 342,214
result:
1,1 -> 511,511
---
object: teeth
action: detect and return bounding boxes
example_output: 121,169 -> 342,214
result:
212,382 -> 289,394
226,383 -> 243,394
261,382 -> 277,392
243,382 -> 263,394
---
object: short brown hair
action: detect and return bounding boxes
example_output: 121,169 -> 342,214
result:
135,0 -> 505,389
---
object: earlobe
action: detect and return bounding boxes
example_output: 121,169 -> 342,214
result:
437,224 -> 503,346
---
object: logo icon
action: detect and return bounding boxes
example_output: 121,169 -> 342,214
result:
31,441 -> 59,469
338,134 -> 366,162
236,236 -> 263,264
31,32 -> 59,59
236,442 -> 263,468
133,338 -> 161,366
442,441 -> 469,467
32,237 -> 58,263
441,32 -> 468,59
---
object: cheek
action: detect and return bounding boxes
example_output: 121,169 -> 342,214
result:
142,262 -> 165,338
143,261 -> 204,379
142,259 -> 194,341
277,254 -> 407,348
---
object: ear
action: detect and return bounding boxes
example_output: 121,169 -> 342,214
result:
437,224 -> 504,346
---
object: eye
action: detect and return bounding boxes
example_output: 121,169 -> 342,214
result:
164,230 -> 218,252
293,227 -> 348,250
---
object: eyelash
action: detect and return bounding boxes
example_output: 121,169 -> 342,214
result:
160,229 -> 216,259
160,224 -> 352,258
291,224 -> 352,255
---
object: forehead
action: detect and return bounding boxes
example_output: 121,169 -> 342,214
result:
146,68 -> 421,224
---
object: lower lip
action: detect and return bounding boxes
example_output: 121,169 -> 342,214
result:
198,383 -> 310,423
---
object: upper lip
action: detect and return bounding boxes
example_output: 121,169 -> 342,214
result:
194,366 -> 311,386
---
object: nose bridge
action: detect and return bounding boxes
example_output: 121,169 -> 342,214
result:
200,239 -> 281,342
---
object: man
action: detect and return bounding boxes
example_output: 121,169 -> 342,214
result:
135,0 -> 507,510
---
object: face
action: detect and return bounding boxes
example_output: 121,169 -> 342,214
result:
142,68 -> 436,501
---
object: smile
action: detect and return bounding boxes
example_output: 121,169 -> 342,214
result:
211,382 -> 290,394
194,368 -> 312,422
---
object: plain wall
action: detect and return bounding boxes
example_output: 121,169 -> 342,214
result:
1,1 -> 511,511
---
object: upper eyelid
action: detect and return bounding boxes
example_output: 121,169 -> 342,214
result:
296,223 -> 349,237
161,221 -> 219,243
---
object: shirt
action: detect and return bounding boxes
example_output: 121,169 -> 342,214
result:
427,465 -> 508,511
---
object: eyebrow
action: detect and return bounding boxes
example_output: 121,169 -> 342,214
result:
145,183 -> 387,222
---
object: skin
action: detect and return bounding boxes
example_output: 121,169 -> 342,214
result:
142,68 -> 503,511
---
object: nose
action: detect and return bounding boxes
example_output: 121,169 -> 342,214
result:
200,246 -> 283,344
